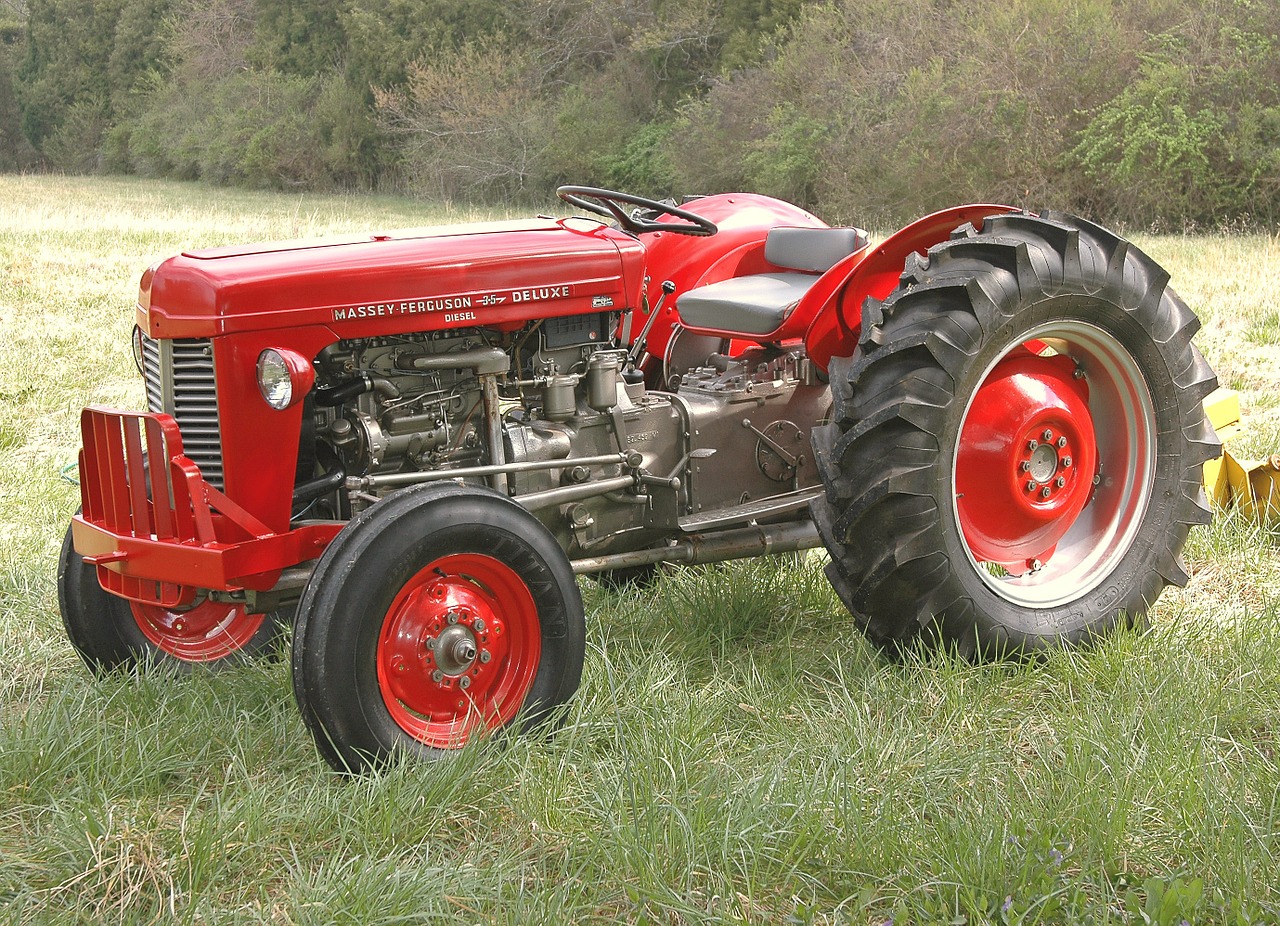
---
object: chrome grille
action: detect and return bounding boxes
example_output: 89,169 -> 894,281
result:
139,335 -> 225,489
141,334 -> 163,412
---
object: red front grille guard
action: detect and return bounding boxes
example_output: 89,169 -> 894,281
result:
73,407 -> 341,607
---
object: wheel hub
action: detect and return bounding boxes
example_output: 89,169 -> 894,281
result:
955,348 -> 1097,573
1026,442 -> 1058,483
131,598 -> 266,661
951,321 -> 1157,607
376,552 -> 539,747
432,621 -> 479,676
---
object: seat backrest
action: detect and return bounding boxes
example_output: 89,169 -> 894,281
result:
764,226 -> 868,273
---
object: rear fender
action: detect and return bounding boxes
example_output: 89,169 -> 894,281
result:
803,204 -> 1018,371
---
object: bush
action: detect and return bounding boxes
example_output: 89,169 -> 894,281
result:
666,0 -> 1147,227
375,38 -> 552,201
1075,58 -> 1226,227
1075,19 -> 1280,228
8,0 -> 1280,227
0,27 -> 39,170
741,102 -> 826,208
40,97 -> 109,172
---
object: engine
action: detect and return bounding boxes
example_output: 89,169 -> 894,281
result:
301,307 -> 828,558
302,315 -> 683,546
312,332 -> 492,480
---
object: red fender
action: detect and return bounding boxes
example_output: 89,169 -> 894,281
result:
803,204 -> 1019,371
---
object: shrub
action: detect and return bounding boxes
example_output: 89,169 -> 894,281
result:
1075,19 -> 1280,228
375,38 -> 552,201
1075,60 -> 1224,227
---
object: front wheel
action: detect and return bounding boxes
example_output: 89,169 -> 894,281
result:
291,482 -> 585,772
812,211 -> 1220,656
58,525 -> 282,672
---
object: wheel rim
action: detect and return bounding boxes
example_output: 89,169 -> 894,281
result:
377,553 -> 541,749
953,321 -> 1156,607
132,599 -> 266,661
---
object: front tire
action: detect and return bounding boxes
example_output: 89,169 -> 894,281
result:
58,525 -> 281,672
291,482 -> 585,772
812,211 -> 1219,656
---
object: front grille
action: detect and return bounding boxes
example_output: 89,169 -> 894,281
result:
140,335 -> 225,489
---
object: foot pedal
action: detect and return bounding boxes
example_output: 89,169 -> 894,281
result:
677,487 -> 822,532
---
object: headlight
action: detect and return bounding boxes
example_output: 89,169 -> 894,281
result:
256,348 -> 315,410
131,325 -> 146,375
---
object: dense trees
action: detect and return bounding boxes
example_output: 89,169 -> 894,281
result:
2,0 -> 1277,228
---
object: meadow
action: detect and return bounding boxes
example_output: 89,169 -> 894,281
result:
1,175 -> 1278,924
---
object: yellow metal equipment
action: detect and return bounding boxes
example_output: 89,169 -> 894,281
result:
1203,387 -> 1280,522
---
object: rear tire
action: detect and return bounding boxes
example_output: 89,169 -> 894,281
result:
812,211 -> 1219,656
58,524 -> 281,672
291,482 -> 585,773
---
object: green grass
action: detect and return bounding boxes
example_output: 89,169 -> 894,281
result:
2,176 -> 1279,924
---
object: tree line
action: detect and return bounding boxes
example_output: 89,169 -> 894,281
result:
1,0 -> 1277,229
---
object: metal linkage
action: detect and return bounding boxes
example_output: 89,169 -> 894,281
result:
346,452 -> 636,491
570,519 -> 820,575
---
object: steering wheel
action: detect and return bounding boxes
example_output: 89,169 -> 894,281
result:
556,186 -> 718,237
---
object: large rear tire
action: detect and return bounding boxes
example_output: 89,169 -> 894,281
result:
58,524 -> 282,672
811,211 -> 1219,656
291,482 -> 585,772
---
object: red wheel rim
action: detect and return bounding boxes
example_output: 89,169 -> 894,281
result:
377,553 -> 542,749
131,599 -> 266,661
955,347 -> 1097,571
952,322 -> 1156,606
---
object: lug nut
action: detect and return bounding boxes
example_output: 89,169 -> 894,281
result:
431,670 -> 444,683
1026,480 -> 1038,492
459,676 -> 471,690
424,636 -> 436,649
447,611 -> 459,625
1041,487 -> 1052,498
479,651 -> 492,664
1062,456 -> 1072,468
1028,440 -> 1039,451
1093,475 -> 1102,485
1021,461 -> 1032,472
1043,429 -> 1054,442
472,617 -> 485,632
1057,436 -> 1068,448
1056,476 -> 1066,488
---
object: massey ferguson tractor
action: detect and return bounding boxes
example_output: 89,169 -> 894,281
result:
58,187 -> 1219,771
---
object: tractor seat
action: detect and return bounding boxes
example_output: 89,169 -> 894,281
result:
677,226 -> 868,337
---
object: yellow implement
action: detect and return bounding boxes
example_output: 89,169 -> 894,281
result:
1203,387 -> 1280,522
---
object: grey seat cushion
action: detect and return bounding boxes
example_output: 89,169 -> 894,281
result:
765,226 -> 868,272
676,272 -> 816,336
675,225 -> 868,338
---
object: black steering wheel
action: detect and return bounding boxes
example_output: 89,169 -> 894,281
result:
556,186 -> 718,237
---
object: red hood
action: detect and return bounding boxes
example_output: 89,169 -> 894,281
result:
139,217 -> 646,339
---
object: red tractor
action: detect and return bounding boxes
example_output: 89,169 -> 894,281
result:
58,187 -> 1219,771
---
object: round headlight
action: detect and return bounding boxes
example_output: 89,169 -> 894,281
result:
131,325 -> 146,376
257,348 -> 315,410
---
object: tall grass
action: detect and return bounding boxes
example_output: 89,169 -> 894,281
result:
1,176 -> 1278,924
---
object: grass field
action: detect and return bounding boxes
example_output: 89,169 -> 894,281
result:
1,175 -> 1279,924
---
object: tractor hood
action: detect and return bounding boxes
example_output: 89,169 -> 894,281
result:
138,217 -> 646,339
